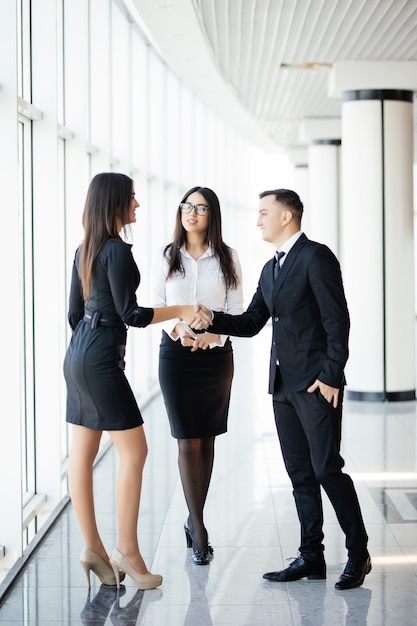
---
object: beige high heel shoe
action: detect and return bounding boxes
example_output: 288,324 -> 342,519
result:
110,548 -> 163,590
80,547 -> 125,587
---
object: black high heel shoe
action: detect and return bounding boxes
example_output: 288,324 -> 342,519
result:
184,521 -> 214,555
192,549 -> 210,566
184,522 -> 213,565
184,523 -> 193,548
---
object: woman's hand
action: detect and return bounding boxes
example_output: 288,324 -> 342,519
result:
190,332 -> 220,352
175,322 -> 197,347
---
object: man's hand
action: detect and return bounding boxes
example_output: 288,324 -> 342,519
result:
188,304 -> 212,330
190,332 -> 220,352
180,304 -> 212,329
307,379 -> 339,408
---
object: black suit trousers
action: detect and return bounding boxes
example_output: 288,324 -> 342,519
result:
273,369 -> 368,561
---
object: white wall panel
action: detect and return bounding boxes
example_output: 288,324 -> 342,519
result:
0,0 -> 24,563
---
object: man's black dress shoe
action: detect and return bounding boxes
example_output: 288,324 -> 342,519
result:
263,556 -> 326,582
335,555 -> 372,590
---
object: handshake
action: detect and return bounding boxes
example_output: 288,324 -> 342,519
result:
177,304 -> 215,352
189,304 -> 212,330
179,304 -> 212,330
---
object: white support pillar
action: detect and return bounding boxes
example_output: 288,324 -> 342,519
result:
300,119 -> 341,255
330,61 -> 417,401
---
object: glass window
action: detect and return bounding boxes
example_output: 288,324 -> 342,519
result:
63,0 -> 89,133
204,109 -> 217,188
166,73 -> 181,185
18,116 -> 36,534
57,137 -> 70,496
180,88 -> 194,186
56,0 -> 64,125
193,100 -> 206,183
126,179 -> 154,394
149,52 -> 166,177
111,2 -> 130,163
131,33 -> 149,172
17,0 -> 31,100
90,0 -> 111,151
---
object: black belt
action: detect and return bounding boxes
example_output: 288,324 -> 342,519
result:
83,310 -> 125,329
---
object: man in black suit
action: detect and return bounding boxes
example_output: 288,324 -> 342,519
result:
191,189 -> 371,590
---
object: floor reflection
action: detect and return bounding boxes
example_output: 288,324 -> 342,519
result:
340,587 -> 372,626
183,554 -> 212,626
80,585 -> 125,625
80,584 -> 165,626
110,589 -> 146,626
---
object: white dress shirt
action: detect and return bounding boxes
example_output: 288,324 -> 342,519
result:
278,230 -> 303,266
150,244 -> 244,348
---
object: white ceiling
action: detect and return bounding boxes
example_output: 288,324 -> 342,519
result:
126,0 -> 417,158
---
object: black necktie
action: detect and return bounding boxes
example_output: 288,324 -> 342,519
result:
274,251 -> 285,280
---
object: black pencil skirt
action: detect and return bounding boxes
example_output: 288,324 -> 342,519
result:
158,331 -> 234,439
64,320 -> 143,431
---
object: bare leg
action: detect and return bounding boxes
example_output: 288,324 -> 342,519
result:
68,425 -> 109,563
109,425 -> 148,575
178,436 -> 215,550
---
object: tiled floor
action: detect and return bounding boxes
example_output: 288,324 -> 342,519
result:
0,328 -> 416,625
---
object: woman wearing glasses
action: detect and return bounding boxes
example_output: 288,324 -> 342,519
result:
151,186 -> 243,565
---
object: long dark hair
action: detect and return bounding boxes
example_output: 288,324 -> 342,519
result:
164,186 -> 239,289
79,172 -> 133,299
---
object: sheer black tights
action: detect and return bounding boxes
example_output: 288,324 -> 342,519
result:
177,436 -> 215,550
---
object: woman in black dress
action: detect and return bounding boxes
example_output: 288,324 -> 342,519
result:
151,186 -> 243,564
64,173 -> 210,589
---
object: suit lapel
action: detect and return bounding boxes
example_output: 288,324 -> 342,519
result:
261,258 -> 276,309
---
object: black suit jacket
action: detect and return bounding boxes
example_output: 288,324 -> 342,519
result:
210,233 -> 350,393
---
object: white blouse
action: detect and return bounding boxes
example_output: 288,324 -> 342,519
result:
150,244 -> 244,347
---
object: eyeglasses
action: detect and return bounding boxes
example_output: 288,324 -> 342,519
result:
179,203 -> 210,216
